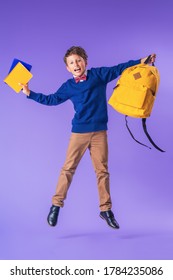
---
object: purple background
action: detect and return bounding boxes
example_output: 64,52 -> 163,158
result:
0,0 -> 173,260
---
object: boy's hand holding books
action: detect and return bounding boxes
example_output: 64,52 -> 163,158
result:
19,83 -> 30,96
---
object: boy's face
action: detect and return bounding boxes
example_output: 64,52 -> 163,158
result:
66,54 -> 87,77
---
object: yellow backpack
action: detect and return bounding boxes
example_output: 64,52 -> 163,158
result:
108,61 -> 165,152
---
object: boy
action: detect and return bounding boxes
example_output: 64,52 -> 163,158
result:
21,46 -> 156,229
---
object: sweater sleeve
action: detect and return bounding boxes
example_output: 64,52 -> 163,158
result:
27,82 -> 69,106
95,59 -> 141,83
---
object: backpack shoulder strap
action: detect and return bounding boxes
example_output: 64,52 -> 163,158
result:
142,118 -> 165,152
125,116 -> 165,152
125,116 -> 151,149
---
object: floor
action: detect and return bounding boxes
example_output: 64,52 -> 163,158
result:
1,217 -> 173,260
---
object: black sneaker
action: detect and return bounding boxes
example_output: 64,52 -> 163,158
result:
100,210 -> 119,229
47,205 -> 60,226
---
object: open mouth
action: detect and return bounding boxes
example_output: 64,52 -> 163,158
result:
74,68 -> 81,73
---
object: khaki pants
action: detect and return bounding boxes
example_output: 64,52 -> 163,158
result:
52,130 -> 112,211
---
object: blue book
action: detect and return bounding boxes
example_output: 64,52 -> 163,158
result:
8,58 -> 32,74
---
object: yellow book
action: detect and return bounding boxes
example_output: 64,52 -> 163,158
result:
4,62 -> 33,93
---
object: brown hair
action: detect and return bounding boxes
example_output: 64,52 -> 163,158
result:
64,46 -> 88,64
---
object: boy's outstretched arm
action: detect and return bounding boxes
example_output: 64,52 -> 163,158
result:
19,82 -> 69,106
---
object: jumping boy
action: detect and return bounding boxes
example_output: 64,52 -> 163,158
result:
20,46 -> 156,229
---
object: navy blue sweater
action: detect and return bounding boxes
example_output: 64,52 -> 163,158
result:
28,59 -> 140,133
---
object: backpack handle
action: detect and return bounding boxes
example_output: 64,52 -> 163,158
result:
144,55 -> 155,66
